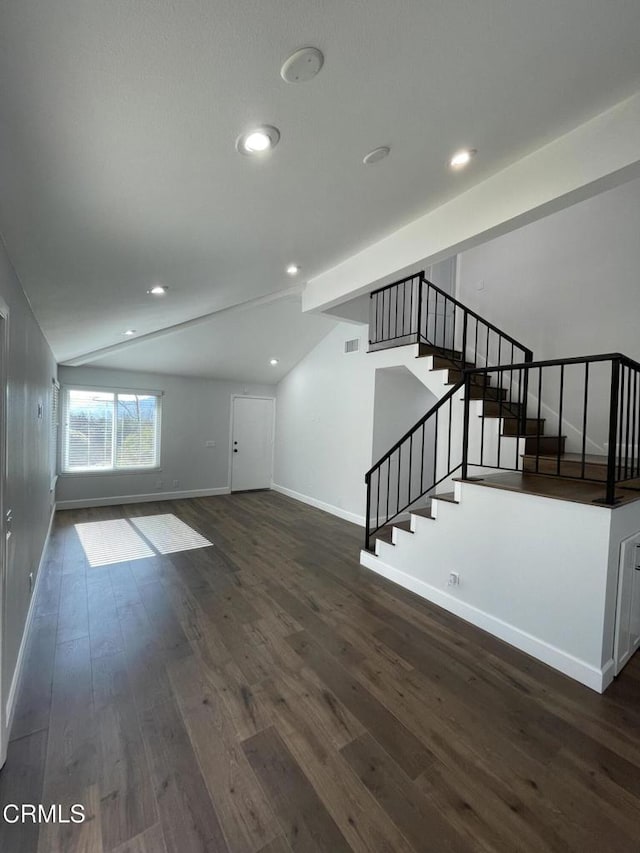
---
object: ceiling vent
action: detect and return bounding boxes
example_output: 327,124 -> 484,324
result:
344,338 -> 360,354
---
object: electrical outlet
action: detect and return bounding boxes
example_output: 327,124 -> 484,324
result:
155,479 -> 163,488
172,479 -> 179,488
205,440 -> 215,447
476,279 -> 485,291
448,571 -> 460,587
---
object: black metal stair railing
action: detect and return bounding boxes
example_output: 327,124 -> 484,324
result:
369,270 -> 534,375
460,352 -> 640,505
364,382 -> 464,552
364,269 -> 640,552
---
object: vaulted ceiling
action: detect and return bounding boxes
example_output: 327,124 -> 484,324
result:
1,0 -> 639,375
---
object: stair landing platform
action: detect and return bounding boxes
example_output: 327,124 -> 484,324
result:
458,470 -> 640,507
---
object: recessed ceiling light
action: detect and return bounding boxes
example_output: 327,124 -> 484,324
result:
270,358 -> 279,366
236,126 -> 280,156
449,148 -> 477,169
147,285 -> 168,296
123,329 -> 137,336
280,47 -> 324,83
363,146 -> 390,165
286,264 -> 300,276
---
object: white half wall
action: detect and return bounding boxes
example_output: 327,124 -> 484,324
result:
56,365 -> 274,507
363,481 -> 640,691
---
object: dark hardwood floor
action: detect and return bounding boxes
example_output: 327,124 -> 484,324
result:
2,491 -> 640,852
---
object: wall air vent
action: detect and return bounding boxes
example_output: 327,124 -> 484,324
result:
344,338 -> 360,354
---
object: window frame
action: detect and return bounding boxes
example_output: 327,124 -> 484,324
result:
60,384 -> 163,476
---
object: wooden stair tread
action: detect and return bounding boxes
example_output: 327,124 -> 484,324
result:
522,451 -> 608,465
433,492 -> 458,504
410,507 -> 436,520
456,472 -> 640,507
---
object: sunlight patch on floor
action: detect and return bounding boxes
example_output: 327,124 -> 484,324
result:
75,513 -> 213,567
75,519 -> 155,567
129,513 -> 213,554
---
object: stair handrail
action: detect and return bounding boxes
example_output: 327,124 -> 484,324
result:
369,270 -> 534,368
460,352 -> 640,506
365,380 -> 465,551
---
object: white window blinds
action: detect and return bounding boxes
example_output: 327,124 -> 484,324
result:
63,388 -> 161,473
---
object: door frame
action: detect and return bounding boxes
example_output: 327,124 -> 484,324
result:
228,395 -> 276,492
0,297 -> 9,767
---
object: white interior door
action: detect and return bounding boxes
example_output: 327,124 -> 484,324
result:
231,397 -> 274,492
614,532 -> 640,676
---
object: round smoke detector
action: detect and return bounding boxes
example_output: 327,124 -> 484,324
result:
281,47 -> 324,83
363,146 -> 390,165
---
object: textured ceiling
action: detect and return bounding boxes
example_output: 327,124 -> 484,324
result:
1,0 -> 640,371
72,294 -> 336,383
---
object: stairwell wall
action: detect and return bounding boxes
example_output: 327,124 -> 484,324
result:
456,175 -> 640,451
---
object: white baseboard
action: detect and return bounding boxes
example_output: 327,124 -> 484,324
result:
271,482 -> 364,527
5,503 -> 56,736
360,549 -> 611,693
56,486 -> 230,510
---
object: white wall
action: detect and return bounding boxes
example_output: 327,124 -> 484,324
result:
0,237 -> 57,746
273,323 -> 375,525
457,176 -> 640,451
457,176 -> 640,363
56,365 -> 274,507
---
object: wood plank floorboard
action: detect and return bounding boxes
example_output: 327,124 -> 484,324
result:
1,490 -> 640,851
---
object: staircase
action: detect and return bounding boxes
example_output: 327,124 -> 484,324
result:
364,272 -> 640,552
360,271 -> 640,693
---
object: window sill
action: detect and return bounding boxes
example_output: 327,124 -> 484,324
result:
59,467 -> 162,478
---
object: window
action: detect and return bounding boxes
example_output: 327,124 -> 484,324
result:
62,387 -> 162,473
51,379 -> 60,469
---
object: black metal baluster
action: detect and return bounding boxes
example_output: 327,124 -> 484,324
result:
420,422 -> 425,492
365,474 -> 371,550
386,455 -> 390,523
408,433 -> 413,505
474,318 -> 479,366
462,374 -> 470,478
409,278 -> 415,333
480,370 -> 487,466
557,364 -> 564,476
397,446 -> 401,517
434,410 -> 439,481
536,367 -> 542,473
451,300 -> 457,361
515,368 -> 520,469
581,362 -> 589,479
497,367 -> 503,468
509,343 -> 514,408
376,466 -> 380,536
606,359 -> 620,504
631,370 -> 640,478
617,365 -> 625,481
624,366 -> 631,480
447,396 -> 452,473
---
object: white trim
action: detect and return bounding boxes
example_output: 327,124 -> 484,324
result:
271,482 -> 365,527
360,549 -> 612,693
56,486 -> 230,510
5,504 -> 56,734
